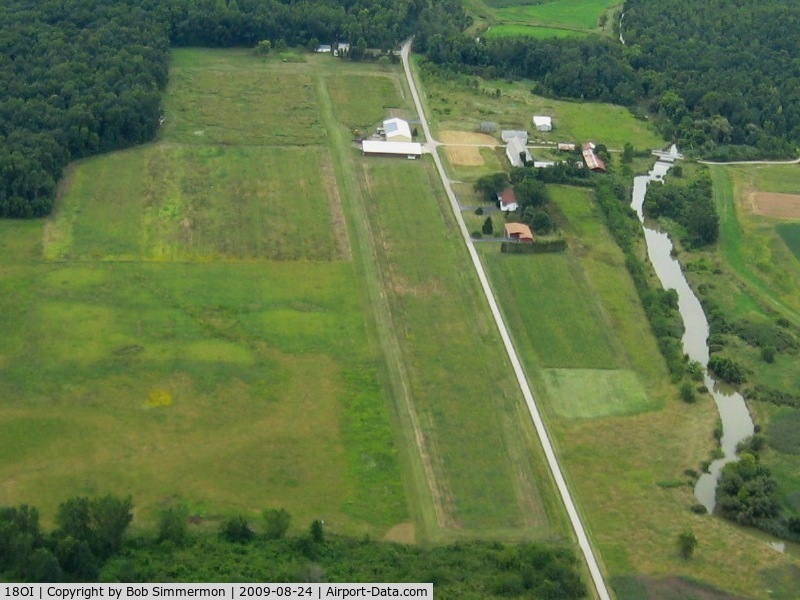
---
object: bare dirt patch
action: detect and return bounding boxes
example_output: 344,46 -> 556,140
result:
749,192 -> 800,219
443,145 -> 484,166
383,522 -> 416,544
439,130 -> 498,145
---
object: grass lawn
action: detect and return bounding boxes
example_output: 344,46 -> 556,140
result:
0,49 -> 409,537
493,0 -> 622,31
484,24 -> 589,38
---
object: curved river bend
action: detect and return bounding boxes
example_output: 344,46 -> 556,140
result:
630,150 -> 754,512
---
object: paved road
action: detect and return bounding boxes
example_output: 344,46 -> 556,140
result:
401,40 -> 612,600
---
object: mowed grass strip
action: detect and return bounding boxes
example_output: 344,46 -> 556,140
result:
48,144 -> 344,261
480,251 -> 618,369
0,259 -> 407,532
326,74 -> 405,129
542,368 -> 652,419
494,0 -> 621,31
162,49 -> 325,146
484,24 -> 589,38
777,222 -> 800,260
359,157 -> 554,536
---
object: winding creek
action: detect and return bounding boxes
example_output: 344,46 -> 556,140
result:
630,149 -> 755,513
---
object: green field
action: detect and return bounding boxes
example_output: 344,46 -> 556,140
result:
484,24 -> 588,38
419,65 -> 663,151
491,0 -> 621,31
0,50 -> 407,535
49,144 -> 346,262
326,74 -> 405,129
1,48 -> 571,547
353,157 -> 561,538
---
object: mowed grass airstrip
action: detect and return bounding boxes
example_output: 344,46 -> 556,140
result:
0,48 -> 567,544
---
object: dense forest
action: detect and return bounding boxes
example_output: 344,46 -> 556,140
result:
422,0 -> 800,161
0,497 -> 587,599
0,0 -> 468,218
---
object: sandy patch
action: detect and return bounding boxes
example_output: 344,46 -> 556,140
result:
383,522 -> 416,544
749,192 -> 800,219
444,145 -> 484,166
439,130 -> 498,145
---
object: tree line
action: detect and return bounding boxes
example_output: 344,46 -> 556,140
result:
0,496 -> 587,598
421,0 -> 800,161
0,0 -> 468,218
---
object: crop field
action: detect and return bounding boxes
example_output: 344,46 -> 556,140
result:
326,74 -> 405,129
492,0 -> 622,31
484,24 -> 588,38
0,49 -> 411,535
420,66 -> 663,151
354,157 -> 561,539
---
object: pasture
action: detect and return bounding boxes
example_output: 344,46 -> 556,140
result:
326,74 -> 405,130
491,0 -> 622,32
0,49 -> 409,535
484,24 -> 588,38
420,66 -> 663,150
49,145 -> 347,262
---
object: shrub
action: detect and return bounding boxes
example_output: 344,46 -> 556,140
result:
761,346 -> 776,363
680,381 -> 696,403
690,503 -> 707,515
220,516 -> 254,544
708,356 -> 747,384
262,509 -> 291,540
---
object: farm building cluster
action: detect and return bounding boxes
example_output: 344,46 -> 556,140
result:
499,115 -> 606,172
361,117 -> 422,158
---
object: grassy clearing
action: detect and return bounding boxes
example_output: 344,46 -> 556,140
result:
326,74 -> 405,129
0,49 -> 411,537
493,0 -> 622,31
484,24 -> 588,38
419,65 -> 663,150
48,145 -> 344,262
356,156 -> 561,539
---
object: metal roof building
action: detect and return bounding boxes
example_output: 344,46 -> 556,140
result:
501,130 -> 528,143
383,117 -> 412,142
506,137 -> 532,168
533,116 -> 553,131
362,140 -> 422,157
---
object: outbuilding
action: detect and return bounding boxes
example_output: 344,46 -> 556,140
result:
501,130 -> 528,143
362,140 -> 422,157
533,116 -> 553,132
505,137 -> 532,168
504,222 -> 534,242
383,117 -> 413,142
